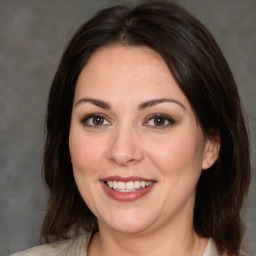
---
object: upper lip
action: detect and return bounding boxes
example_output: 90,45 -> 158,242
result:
101,176 -> 156,182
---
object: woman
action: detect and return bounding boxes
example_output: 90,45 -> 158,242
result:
12,1 -> 251,255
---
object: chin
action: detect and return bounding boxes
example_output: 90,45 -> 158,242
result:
98,210 -> 156,234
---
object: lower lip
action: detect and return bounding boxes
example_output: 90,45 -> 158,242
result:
101,182 -> 155,202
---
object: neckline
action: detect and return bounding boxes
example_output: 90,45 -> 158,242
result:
85,233 -> 220,256
202,238 -> 221,256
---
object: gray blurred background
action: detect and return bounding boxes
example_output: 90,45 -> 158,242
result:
0,0 -> 255,255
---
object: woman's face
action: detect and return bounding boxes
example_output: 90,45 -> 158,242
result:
69,45 -> 218,235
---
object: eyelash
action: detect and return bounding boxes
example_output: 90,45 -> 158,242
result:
80,113 -> 175,129
80,113 -> 111,128
143,113 -> 175,128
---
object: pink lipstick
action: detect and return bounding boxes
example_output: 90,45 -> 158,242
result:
101,176 -> 156,202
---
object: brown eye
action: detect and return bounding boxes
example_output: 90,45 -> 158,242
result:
144,114 -> 175,128
93,116 -> 104,125
153,117 -> 166,126
81,114 -> 111,127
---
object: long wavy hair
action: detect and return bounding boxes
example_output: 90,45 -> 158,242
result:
41,1 -> 251,255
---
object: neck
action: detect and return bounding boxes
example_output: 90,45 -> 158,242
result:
88,219 -> 208,256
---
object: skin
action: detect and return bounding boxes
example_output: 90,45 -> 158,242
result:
69,45 -> 219,256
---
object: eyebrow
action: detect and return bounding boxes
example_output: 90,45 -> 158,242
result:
74,98 -> 111,109
74,97 -> 186,110
139,98 -> 186,110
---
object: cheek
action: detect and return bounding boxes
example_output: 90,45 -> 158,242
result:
69,129 -> 105,175
69,128 -> 106,208
146,131 -> 205,178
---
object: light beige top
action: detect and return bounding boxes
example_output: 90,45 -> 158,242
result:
11,233 -> 221,256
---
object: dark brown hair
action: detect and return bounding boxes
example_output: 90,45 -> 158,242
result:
41,1 -> 251,255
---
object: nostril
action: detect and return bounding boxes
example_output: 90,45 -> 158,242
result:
109,155 -> 143,166
107,130 -> 144,165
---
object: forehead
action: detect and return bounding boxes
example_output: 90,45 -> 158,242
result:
81,45 -> 169,79
75,45 -> 188,108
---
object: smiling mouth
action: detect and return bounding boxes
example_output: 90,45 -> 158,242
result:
104,180 -> 154,192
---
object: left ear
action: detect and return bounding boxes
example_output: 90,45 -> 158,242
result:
202,135 -> 220,170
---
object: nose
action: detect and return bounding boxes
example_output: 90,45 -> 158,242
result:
108,125 -> 144,166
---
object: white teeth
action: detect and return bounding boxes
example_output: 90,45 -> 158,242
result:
107,181 -> 113,188
134,181 -> 140,189
117,181 -> 126,190
105,180 -> 153,192
126,181 -> 135,190
113,181 -> 118,189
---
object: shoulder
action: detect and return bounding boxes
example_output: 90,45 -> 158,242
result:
10,233 -> 91,256
203,238 -> 221,256
203,238 -> 251,256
